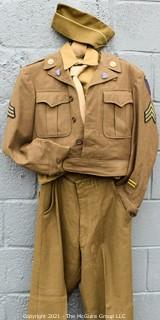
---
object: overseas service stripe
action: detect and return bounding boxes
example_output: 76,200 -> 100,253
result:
7,104 -> 16,118
128,182 -> 136,189
128,181 -> 136,189
128,178 -> 137,186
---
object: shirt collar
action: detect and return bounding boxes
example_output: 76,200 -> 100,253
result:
60,41 -> 99,70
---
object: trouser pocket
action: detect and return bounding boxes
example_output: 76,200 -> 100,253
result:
111,180 -> 133,223
39,181 -> 55,216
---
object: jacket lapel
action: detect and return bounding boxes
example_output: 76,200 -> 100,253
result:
86,51 -> 122,89
43,51 -> 76,88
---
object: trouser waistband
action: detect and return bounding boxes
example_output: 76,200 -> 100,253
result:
63,171 -> 114,183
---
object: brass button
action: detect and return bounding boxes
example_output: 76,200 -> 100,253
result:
56,158 -> 61,164
72,116 -> 76,123
69,96 -> 74,102
109,61 -> 117,67
76,139 -> 83,145
48,58 -> 54,65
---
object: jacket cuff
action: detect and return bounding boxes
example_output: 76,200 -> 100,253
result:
115,185 -> 139,216
46,140 -> 71,176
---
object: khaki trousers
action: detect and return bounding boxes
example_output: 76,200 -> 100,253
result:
28,172 -> 134,319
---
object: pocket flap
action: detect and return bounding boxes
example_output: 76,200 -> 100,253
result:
36,91 -> 70,107
103,91 -> 133,107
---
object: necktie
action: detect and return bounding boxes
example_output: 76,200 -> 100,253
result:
70,64 -> 88,124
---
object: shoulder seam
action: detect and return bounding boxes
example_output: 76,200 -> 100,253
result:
23,58 -> 45,69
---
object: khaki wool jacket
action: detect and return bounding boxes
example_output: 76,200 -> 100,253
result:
2,45 -> 159,216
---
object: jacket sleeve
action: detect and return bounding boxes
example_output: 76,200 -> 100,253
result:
116,71 -> 159,216
1,68 -> 70,175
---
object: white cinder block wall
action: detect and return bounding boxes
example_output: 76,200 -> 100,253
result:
0,0 -> 160,319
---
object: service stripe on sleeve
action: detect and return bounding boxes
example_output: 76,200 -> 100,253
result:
7,103 -> 16,118
127,178 -> 137,189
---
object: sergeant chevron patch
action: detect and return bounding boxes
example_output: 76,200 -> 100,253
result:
7,102 -> 16,119
144,102 -> 156,124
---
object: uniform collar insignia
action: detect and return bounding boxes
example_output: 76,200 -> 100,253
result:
101,52 -> 122,73
43,47 -> 122,89
43,55 -> 56,70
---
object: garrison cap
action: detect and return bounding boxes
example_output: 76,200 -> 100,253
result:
51,3 -> 115,49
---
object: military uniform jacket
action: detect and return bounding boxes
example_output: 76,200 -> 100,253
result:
2,47 -> 159,216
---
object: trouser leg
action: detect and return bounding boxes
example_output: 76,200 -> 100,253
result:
28,181 -> 68,318
28,176 -> 82,318
76,177 -> 134,320
56,175 -> 82,295
28,173 -> 134,320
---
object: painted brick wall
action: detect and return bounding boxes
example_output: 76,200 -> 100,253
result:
0,0 -> 160,319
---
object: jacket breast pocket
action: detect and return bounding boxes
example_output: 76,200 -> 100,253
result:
102,90 -> 133,138
35,91 -> 72,138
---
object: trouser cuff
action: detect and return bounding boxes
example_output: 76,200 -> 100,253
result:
27,294 -> 67,319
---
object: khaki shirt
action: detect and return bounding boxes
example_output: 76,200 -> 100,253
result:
1,41 -> 159,215
60,41 -> 99,94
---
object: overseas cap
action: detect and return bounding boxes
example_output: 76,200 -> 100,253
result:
51,3 -> 115,49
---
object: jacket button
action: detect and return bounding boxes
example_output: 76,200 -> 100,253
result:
72,116 -> 76,123
76,139 -> 83,145
109,60 -> 117,67
56,158 -> 61,164
69,96 -> 74,102
48,58 -> 54,65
